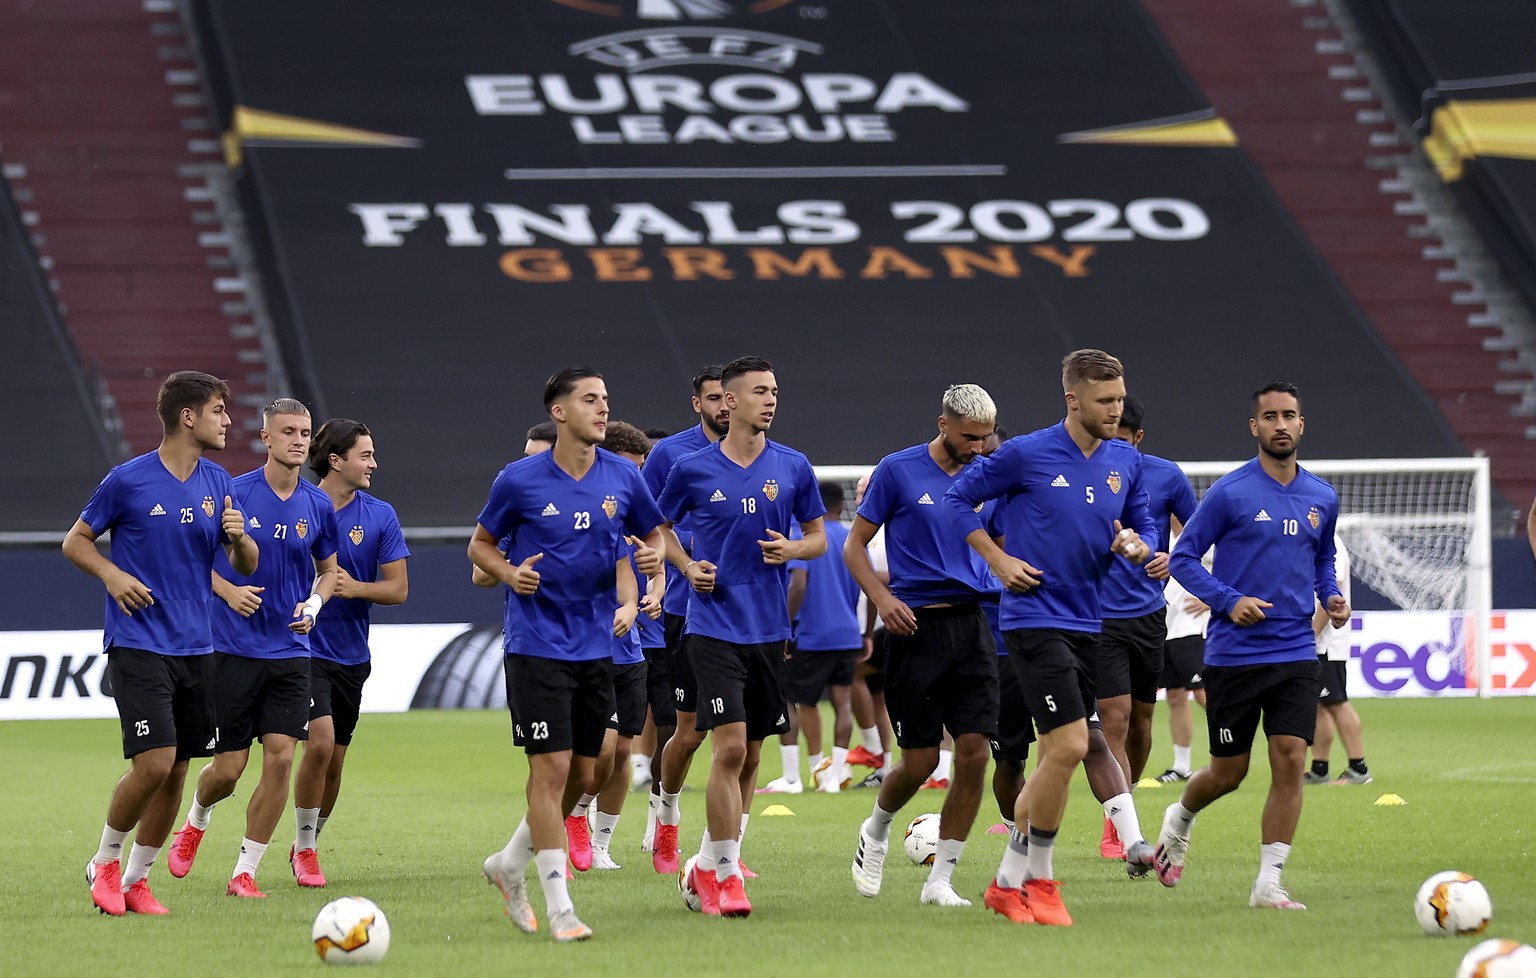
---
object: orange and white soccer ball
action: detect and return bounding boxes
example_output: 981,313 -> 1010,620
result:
903,813 -> 941,866
1456,939 -> 1536,978
679,855 -> 703,912
1416,871 -> 1492,937
313,896 -> 391,965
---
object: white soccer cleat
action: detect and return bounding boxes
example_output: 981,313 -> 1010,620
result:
813,758 -> 845,793
483,852 -> 538,933
589,849 -> 622,871
1153,804 -> 1189,888
919,880 -> 972,907
851,824 -> 888,897
1250,881 -> 1306,910
549,907 -> 593,942
757,776 -> 804,794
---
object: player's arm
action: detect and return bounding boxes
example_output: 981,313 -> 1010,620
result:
1111,474 -> 1155,566
640,561 -> 664,619
788,566 -> 808,620
221,494 -> 258,576
1311,599 -> 1329,640
1315,508 -> 1349,627
1169,491 -> 1247,620
469,524 -> 531,590
63,519 -> 155,615
763,517 -> 825,564
290,553 -> 339,634
846,515 -> 917,635
212,569 -> 265,618
337,558 -> 409,605
613,555 -> 639,637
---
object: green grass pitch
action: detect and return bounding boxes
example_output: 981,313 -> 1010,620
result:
3,698 -> 1533,977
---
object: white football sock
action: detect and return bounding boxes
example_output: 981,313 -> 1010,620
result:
316,814 -> 329,837
534,849 -> 573,914
738,813 -> 750,847
94,824 -> 129,865
499,816 -> 535,876
832,745 -> 849,780
1103,793 -> 1145,847
936,749 -> 953,781
1170,801 -> 1198,835
571,793 -> 596,818
860,725 -> 882,753
712,838 -> 742,883
996,828 -> 1030,888
659,790 -> 682,827
1257,842 -> 1290,889
188,793 -> 215,831
122,843 -> 159,886
233,837 -> 268,879
1024,825 -> 1056,881
927,838 -> 965,886
697,827 -> 712,864
781,744 -> 802,782
590,811 -> 620,852
1173,744 -> 1192,775
864,804 -> 898,843
295,807 -> 320,852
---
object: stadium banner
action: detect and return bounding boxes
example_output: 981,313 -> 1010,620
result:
1340,0 -> 1536,311
4,612 -> 1534,721
186,0 -> 1462,527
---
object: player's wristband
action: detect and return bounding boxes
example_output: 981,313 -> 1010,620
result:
301,594 -> 323,620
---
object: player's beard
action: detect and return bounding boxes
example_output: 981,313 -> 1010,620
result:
1260,437 -> 1297,461
703,412 -> 729,438
941,434 -> 976,466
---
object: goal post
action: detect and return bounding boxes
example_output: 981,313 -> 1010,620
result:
814,455 -> 1494,697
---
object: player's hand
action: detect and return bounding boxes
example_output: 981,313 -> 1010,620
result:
104,568 -> 154,616
638,592 -> 663,620
1230,595 -> 1273,626
510,553 -> 544,595
290,601 -> 317,634
990,554 -> 1042,593
1111,520 -> 1150,565
222,496 -> 245,542
1325,594 -> 1351,628
758,529 -> 794,565
875,595 -> 918,636
224,584 -> 265,618
627,536 -> 663,577
1183,596 -> 1209,615
333,566 -> 365,599
783,642 -> 793,661
612,602 -> 638,637
859,634 -> 875,663
686,560 -> 717,593
1144,551 -> 1172,580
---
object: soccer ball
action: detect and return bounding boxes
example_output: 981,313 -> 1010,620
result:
1416,871 -> 1493,937
1456,940 -> 1536,978
679,855 -> 702,912
313,896 -> 391,965
904,813 -> 941,866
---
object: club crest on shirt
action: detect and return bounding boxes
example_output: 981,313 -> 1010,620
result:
349,525 -> 365,545
602,495 -> 618,519
296,518 -> 309,540
1307,507 -> 1320,530
202,496 -> 216,517
762,479 -> 779,502
1106,471 -> 1122,495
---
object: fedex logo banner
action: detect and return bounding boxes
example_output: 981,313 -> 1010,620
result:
1346,611 -> 1536,697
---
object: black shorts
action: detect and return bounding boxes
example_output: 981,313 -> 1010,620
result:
642,613 -> 679,728
884,604 -> 999,749
309,657 -> 371,747
1099,609 -> 1166,703
1004,629 -> 1098,736
1204,659 -> 1321,757
609,659 -> 649,737
991,652 -> 1035,762
688,635 -> 790,741
1160,635 -> 1206,690
785,646 -> 859,706
105,647 -> 216,761
668,613 -> 698,717
504,654 -> 613,757
860,629 -> 888,695
1318,656 -> 1348,705
212,652 -> 311,751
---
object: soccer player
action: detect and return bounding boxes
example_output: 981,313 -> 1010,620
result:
525,420 -> 556,457
944,350 -> 1156,927
1097,395 -> 1196,856
777,481 -> 862,794
563,420 -> 661,872
167,398 -> 340,898
472,369 -> 666,942
845,384 -> 1000,909
65,371 -> 257,916
1154,537 -> 1210,784
1156,381 -> 1348,911
644,365 -> 730,869
657,355 -> 826,917
290,419 -> 410,887
846,473 -> 894,786
1306,534 -> 1370,785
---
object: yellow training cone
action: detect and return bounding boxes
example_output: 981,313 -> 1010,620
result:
760,804 -> 796,816
1374,793 -> 1408,807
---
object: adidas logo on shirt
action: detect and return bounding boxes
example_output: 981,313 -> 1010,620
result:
917,492 -> 934,505
1051,475 -> 1070,487
149,503 -> 167,516
248,516 -> 261,528
541,502 -> 560,517
1254,510 -> 1272,522
709,489 -> 727,502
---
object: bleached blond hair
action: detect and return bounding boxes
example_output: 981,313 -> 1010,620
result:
941,384 -> 996,425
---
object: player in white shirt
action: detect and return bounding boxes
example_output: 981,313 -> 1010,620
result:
1154,534 -> 1209,783
1305,535 -> 1369,784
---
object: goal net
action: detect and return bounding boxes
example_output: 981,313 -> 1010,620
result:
814,456 -> 1493,695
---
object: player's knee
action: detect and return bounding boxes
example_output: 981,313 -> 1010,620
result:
132,748 -> 177,784
713,739 -> 747,771
952,734 -> 990,771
